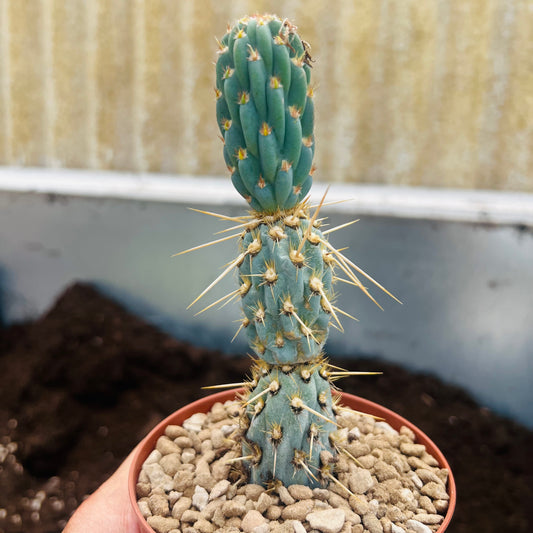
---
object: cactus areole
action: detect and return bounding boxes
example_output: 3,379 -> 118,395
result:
188,14 -> 397,489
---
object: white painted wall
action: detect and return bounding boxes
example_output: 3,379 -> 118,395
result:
1,169 -> 532,428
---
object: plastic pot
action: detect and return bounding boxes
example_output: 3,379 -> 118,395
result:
129,389 -> 456,533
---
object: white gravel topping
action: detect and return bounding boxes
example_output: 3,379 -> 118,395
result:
137,400 -> 450,533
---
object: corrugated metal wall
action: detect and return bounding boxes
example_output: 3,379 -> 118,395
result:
0,0 -> 531,191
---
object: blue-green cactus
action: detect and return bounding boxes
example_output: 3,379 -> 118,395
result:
185,14 -> 396,489
214,14 -> 340,488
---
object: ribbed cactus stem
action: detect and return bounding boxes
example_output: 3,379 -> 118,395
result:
216,15 -> 314,214
214,14 -> 340,488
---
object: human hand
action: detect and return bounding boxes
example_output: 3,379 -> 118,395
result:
63,449 -> 142,533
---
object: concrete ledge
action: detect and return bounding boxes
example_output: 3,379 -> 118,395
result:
1,167 -> 533,428
1,167 -> 533,226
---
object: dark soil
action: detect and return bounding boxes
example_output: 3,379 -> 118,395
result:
0,282 -> 532,533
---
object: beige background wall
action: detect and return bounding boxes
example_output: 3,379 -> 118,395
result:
0,0 -> 531,191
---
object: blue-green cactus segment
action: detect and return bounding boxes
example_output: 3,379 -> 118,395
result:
256,22 -> 274,73
213,15 -> 347,490
243,365 -> 336,487
238,214 -> 333,365
216,14 -> 315,213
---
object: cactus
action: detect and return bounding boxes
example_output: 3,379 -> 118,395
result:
184,14 -> 398,489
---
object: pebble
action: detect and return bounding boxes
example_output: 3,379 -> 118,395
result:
137,498 -> 152,518
210,403 -> 228,422
195,472 -> 217,491
406,456 -> 429,471
226,516 -> 243,528
165,425 -> 189,439
221,424 -> 239,436
181,509 -> 201,523
255,492 -> 274,513
192,486 -> 209,511
342,508 -> 361,525
144,463 -> 175,492
196,517 -> 217,533
357,454 -> 377,469
149,493 -> 170,516
159,453 -> 181,477
405,519 -> 432,533
277,485 -> 296,505
412,513 -> 443,525
292,520 -> 307,533
171,496 -> 192,520
374,422 -> 399,436
390,524 -> 406,533
198,428 -> 211,441
348,467 -> 374,494
348,426 -> 361,440
374,460 -> 399,482
314,499 -> 330,510
168,491 -> 183,507
420,482 -> 449,500
313,488 -> 330,501
210,479 -> 230,500
146,515 -> 180,533
173,470 -> 194,492
380,516 -> 393,533
416,468 -> 444,486
181,448 -> 196,464
270,521 -> 295,533
245,484 -> 265,500
136,482 -> 151,498
346,442 -> 371,458
399,443 -> 425,458
210,428 -> 225,449
157,436 -> 181,455
394,488 -> 418,512
420,451 -> 439,467
288,484 -> 314,500
307,509 -> 346,533
266,505 -> 282,520
399,427 -> 415,440
202,499 -> 224,521
385,505 -> 405,522
433,499 -> 449,513
242,509 -> 267,533
281,499 -> 314,521
144,449 -> 163,465
407,471 -> 423,490
418,496 -> 436,514
183,413 -> 207,433
362,513 -> 384,533
222,500 -> 247,518
349,495 -> 370,515
210,463 -> 229,482
175,436 -> 194,449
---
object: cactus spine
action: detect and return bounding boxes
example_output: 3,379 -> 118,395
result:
187,14 -> 397,489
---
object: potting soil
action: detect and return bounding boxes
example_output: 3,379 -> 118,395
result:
0,282 -> 531,533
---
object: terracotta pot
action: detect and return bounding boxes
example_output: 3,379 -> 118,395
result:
129,389 -> 456,533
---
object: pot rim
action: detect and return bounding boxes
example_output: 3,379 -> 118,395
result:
128,389 -> 456,532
